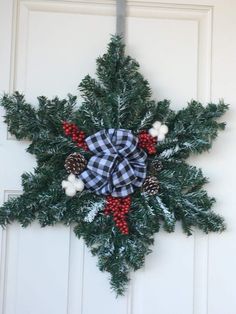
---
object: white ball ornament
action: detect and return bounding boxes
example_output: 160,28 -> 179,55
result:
148,127 -> 159,138
74,179 -> 85,192
62,174 -> 84,197
152,121 -> 162,130
159,124 -> 168,135
65,186 -> 77,197
158,133 -> 166,141
61,180 -> 69,189
68,173 -> 76,183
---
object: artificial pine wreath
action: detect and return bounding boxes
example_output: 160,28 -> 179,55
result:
0,36 -> 228,295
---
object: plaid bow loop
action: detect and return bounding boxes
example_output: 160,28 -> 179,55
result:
80,129 -> 147,197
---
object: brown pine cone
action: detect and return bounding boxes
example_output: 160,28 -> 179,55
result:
142,176 -> 160,195
150,160 -> 163,173
64,153 -> 87,175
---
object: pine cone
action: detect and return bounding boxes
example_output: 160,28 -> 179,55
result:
64,153 -> 87,175
150,160 -> 163,173
142,176 -> 160,195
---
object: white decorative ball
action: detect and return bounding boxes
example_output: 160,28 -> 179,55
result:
65,187 -> 76,197
149,127 -> 159,137
159,124 -> 169,135
68,173 -> 76,183
62,180 -> 69,188
152,121 -> 162,130
74,179 -> 85,192
158,133 -> 166,141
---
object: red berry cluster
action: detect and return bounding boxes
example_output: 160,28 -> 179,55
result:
104,196 -> 131,235
138,130 -> 157,154
62,121 -> 88,151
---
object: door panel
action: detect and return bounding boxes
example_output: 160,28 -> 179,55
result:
0,1 -> 235,314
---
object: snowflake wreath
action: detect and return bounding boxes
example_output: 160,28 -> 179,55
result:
0,36 -> 228,295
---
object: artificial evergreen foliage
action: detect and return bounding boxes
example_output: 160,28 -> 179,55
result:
0,36 -> 228,295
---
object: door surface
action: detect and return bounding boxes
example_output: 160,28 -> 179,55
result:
0,1 -> 235,314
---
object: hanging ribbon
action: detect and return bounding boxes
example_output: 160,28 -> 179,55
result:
116,0 -> 126,39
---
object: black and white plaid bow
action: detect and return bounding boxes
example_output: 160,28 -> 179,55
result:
80,129 -> 147,197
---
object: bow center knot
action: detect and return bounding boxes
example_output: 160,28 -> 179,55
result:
80,129 -> 147,197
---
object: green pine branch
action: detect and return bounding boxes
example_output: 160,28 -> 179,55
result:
1,92 -> 39,140
158,100 -> 228,159
77,36 -> 156,131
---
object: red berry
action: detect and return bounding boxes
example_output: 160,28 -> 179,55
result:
103,196 -> 131,235
137,130 -> 157,155
62,121 -> 88,152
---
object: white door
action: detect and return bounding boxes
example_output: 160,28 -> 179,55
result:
0,1 -> 235,314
